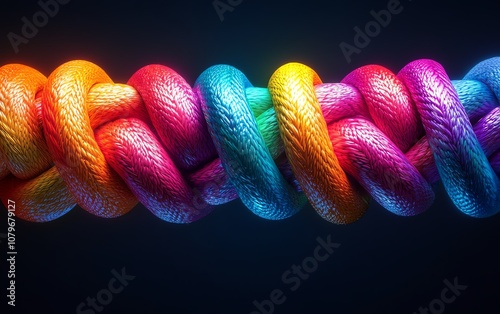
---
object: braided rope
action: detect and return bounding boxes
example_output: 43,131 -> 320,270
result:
1,57 -> 499,224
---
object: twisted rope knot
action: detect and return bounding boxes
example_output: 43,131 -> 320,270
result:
1,57 -> 499,224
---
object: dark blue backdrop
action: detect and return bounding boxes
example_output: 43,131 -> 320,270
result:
1,0 -> 499,313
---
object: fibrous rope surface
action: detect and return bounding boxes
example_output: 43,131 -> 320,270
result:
1,57 -> 499,224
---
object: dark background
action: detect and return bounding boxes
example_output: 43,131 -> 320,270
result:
1,0 -> 500,313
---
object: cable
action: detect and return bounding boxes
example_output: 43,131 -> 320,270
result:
0,57 -> 499,223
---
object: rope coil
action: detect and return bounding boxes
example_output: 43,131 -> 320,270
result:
1,57 -> 499,223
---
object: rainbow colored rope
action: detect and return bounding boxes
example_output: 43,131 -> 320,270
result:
1,57 -> 499,224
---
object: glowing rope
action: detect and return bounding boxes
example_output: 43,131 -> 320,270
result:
0,57 -> 499,223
